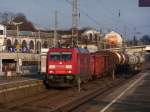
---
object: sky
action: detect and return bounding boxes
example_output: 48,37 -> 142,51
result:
0,0 -> 150,39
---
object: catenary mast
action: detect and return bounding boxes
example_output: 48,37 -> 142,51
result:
72,0 -> 78,47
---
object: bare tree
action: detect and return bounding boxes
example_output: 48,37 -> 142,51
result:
0,11 -> 15,24
13,13 -> 36,31
0,12 -> 36,31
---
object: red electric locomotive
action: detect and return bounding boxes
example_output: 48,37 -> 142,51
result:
44,48 -> 91,87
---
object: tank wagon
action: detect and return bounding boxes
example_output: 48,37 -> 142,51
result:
44,48 -> 144,87
114,52 -> 144,74
90,51 -> 144,78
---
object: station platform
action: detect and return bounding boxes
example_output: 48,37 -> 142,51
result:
75,71 -> 150,112
0,75 -> 45,103
99,71 -> 150,112
0,74 -> 43,84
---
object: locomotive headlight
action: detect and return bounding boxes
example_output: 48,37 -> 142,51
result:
49,65 -> 55,69
68,70 -> 72,73
49,70 -> 54,73
66,65 -> 72,69
49,70 -> 54,74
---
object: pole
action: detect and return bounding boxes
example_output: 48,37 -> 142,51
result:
16,25 -> 19,74
12,22 -> 23,75
17,25 -> 19,36
0,58 -> 2,76
53,11 -> 58,48
12,22 -> 23,48
77,76 -> 81,92
72,0 -> 78,47
112,69 -> 115,80
38,30 -> 41,53
38,30 -> 41,74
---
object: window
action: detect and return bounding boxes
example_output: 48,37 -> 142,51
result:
0,30 -> 3,35
49,52 -> 72,60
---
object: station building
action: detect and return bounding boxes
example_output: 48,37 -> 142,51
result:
0,24 -> 54,76
0,24 -> 102,76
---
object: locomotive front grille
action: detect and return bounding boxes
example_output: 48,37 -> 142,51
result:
48,75 -> 74,81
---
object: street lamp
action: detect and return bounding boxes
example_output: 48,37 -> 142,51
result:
38,30 -> 41,53
12,21 -> 23,75
34,25 -> 41,74
12,22 -> 23,36
12,21 -> 23,51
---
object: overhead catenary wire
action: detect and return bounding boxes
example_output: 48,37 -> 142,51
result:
65,0 -> 115,32
94,0 -> 137,34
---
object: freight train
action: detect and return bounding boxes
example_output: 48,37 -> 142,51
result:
43,48 -> 144,87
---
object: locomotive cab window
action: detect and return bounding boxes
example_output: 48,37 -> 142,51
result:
49,52 -> 72,60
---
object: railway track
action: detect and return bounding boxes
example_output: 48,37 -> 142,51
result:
70,71 -> 149,112
0,75 -> 131,112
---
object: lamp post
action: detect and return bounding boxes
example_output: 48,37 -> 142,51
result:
12,22 -> 23,74
35,26 -> 41,74
12,21 -> 23,51
38,30 -> 41,74
38,30 -> 41,53
12,22 -> 23,37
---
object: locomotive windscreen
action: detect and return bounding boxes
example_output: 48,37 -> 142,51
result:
49,52 -> 72,60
